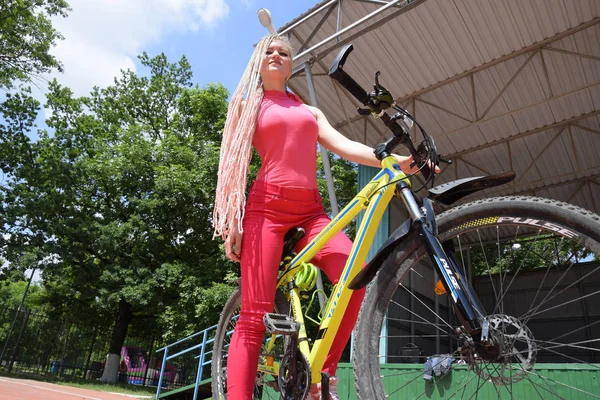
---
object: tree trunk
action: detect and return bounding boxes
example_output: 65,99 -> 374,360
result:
100,300 -> 133,383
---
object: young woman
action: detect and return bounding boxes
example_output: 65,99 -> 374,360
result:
213,34 -> 428,399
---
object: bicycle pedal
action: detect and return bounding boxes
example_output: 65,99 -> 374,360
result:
263,313 -> 298,335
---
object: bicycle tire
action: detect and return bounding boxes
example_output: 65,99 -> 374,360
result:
211,286 -> 291,400
354,196 -> 600,399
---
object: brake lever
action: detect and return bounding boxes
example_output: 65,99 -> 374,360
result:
369,71 -> 394,113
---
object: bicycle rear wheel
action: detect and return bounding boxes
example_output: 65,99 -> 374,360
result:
211,286 -> 291,400
354,196 -> 600,399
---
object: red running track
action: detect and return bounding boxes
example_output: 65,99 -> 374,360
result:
0,377 -> 152,400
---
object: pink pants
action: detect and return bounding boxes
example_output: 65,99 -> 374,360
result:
226,182 -> 366,399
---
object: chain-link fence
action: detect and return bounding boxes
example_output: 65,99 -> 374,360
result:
0,303 -> 210,391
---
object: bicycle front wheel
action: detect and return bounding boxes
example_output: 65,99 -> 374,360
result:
211,286 -> 291,400
354,196 -> 600,399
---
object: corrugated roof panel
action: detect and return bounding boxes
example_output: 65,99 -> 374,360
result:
282,0 -> 600,212
509,103 -> 556,133
536,132 -> 579,176
460,144 -> 511,174
420,77 -> 476,122
373,23 -> 424,98
415,101 -> 472,134
445,124 -> 490,152
456,0 -> 515,60
408,0 -> 477,76
544,52 -> 597,96
571,118 -> 600,170
496,54 -> 550,111
547,87 -> 597,120
480,54 -> 536,119
472,68 -> 511,121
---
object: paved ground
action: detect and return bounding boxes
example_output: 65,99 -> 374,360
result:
0,377 -> 153,400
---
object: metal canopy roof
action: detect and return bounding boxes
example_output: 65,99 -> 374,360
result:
280,0 -> 600,213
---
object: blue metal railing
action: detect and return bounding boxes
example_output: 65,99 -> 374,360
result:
155,323 -> 217,400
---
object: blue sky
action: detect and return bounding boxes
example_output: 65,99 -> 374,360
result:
45,0 -> 320,100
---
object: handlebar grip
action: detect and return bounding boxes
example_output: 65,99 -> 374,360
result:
330,68 -> 369,105
329,44 -> 369,105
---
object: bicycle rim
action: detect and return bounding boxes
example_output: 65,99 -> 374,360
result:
211,287 -> 290,400
354,196 -> 600,399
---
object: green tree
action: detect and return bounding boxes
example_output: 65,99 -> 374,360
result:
0,0 -> 70,89
0,53 -> 233,381
317,153 -> 358,236
469,234 -> 595,276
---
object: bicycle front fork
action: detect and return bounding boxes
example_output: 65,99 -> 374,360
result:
397,182 -> 487,340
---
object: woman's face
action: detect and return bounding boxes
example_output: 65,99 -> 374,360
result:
260,39 -> 293,85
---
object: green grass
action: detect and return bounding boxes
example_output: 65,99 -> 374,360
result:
0,369 -> 157,397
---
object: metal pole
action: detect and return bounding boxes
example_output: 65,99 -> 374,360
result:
9,308 -> 30,372
192,330 -> 208,400
142,337 -> 155,386
156,347 -> 169,398
434,270 -> 440,354
292,0 -> 423,74
409,271 -> 415,340
83,326 -> 98,379
279,0 -> 338,36
305,60 -> 337,309
336,0 -> 343,38
0,267 -> 36,365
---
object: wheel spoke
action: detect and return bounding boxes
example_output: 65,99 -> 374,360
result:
355,198 -> 600,400
398,284 -> 455,331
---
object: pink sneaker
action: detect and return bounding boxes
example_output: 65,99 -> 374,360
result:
308,376 -> 339,400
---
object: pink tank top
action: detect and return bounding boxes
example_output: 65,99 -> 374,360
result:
252,90 -> 319,189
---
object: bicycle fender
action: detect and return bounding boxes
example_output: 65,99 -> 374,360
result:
427,171 -> 516,205
348,219 -> 412,290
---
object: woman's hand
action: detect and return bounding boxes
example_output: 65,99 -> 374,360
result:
225,226 -> 243,263
393,154 -> 441,175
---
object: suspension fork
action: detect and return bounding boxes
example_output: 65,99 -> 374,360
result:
397,182 -> 485,337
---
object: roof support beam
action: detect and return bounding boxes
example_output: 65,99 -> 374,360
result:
395,17 -> 600,104
543,46 -> 600,63
279,0 -> 339,36
456,156 -> 491,176
539,48 -> 554,98
352,0 -> 410,7
470,73 -> 477,121
441,82 -> 600,139
450,110 -> 600,158
297,2 -> 338,53
566,182 -> 587,203
478,49 -> 539,121
568,125 -> 581,172
516,126 -> 566,184
573,123 -> 600,136
416,98 -> 473,123
331,79 -> 599,133
484,171 -> 600,198
291,0 -> 426,76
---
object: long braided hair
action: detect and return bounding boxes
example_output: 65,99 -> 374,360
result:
213,34 -> 294,240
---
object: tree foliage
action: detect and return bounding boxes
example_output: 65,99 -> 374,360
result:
469,234 -> 595,276
0,0 -> 70,89
0,53 -> 235,369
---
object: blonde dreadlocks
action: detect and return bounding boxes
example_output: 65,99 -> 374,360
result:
212,34 -> 294,240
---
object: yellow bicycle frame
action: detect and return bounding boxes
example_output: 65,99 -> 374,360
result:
273,155 -> 410,384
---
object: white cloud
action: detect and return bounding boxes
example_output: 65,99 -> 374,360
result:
46,0 -> 230,98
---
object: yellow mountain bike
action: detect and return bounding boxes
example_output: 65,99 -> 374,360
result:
211,44 -> 600,399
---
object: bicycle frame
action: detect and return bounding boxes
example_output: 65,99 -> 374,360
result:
270,155 -> 403,383
268,154 -> 489,386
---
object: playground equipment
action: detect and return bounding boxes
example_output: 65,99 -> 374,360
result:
121,345 -> 176,386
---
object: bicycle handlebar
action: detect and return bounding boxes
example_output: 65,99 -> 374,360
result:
329,45 -> 370,105
329,44 -> 433,181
